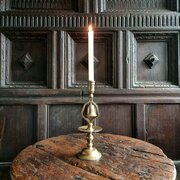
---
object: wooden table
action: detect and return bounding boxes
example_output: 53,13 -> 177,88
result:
11,134 -> 176,180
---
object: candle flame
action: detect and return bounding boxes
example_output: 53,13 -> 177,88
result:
88,25 -> 93,32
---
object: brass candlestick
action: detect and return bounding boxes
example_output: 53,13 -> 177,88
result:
77,81 -> 102,161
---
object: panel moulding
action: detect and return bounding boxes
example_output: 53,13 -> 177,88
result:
0,31 -> 51,88
0,14 -> 180,29
60,31 -> 119,89
129,31 -> 179,88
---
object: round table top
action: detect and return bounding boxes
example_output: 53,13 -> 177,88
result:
11,133 -> 176,180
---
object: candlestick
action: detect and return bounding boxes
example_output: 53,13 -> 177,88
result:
77,81 -> 102,161
88,25 -> 94,81
77,26 -> 102,161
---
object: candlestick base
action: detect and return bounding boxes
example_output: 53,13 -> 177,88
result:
77,147 -> 102,161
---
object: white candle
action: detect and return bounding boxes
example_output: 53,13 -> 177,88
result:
88,25 -> 94,81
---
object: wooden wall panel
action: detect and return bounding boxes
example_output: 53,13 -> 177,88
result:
0,32 -> 50,88
97,104 -> 134,136
145,104 -> 180,159
49,105 -> 83,137
61,31 -> 118,89
0,105 -> 36,162
130,32 -> 179,88
48,104 -> 134,137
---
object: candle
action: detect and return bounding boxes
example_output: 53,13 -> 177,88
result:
88,25 -> 94,81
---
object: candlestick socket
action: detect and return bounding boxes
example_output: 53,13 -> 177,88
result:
88,81 -> 95,93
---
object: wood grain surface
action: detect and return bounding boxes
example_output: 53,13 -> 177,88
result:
11,134 -> 176,180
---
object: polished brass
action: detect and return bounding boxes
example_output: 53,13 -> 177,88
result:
78,125 -> 102,133
77,81 -> 102,161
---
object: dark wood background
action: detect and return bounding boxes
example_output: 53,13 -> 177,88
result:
0,0 -> 180,177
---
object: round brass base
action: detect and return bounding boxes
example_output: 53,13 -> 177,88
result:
77,147 -> 102,161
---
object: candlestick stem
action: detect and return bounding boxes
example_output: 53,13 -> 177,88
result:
87,123 -> 93,149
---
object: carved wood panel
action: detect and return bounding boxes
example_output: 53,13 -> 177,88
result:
61,31 -> 118,89
0,31 -> 50,88
129,31 -> 179,88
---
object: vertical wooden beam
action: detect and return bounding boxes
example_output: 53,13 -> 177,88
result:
125,31 -> 131,89
52,31 -> 57,89
5,0 -> 11,10
0,0 -> 6,11
0,33 -> 5,87
177,0 -> 179,12
78,0 -> 90,13
135,104 -> 147,141
131,104 -> 136,138
116,31 -> 123,89
92,0 -> 106,13
99,0 -> 106,12
37,104 -> 48,140
178,32 -> 180,87
92,0 -> 98,13
59,31 -> 65,89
